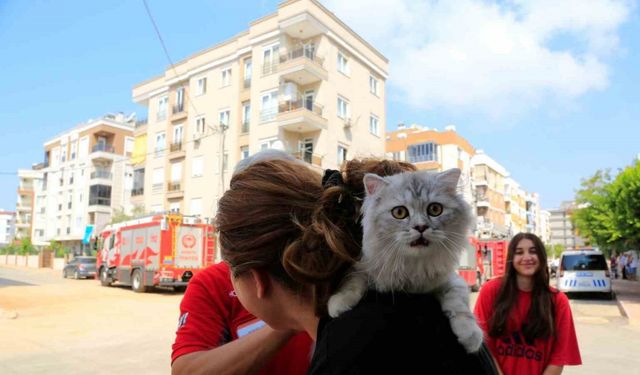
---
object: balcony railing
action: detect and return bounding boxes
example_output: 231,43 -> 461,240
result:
131,187 -> 144,196
90,170 -> 112,179
92,144 -> 114,153
89,197 -> 111,206
172,104 -> 185,115
278,99 -> 323,117
167,182 -> 181,192
170,142 -> 183,152
279,48 -> 324,67
260,108 -> 277,123
135,117 -> 148,127
262,61 -> 278,76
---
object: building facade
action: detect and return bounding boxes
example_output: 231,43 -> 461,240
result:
15,168 -> 43,242
385,124 -> 475,203
132,0 -> 388,218
0,211 -> 16,248
539,209 -> 551,244
34,113 -> 135,254
548,201 -> 587,250
470,150 -> 509,239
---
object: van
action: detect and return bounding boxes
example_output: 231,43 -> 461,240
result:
557,250 -> 613,299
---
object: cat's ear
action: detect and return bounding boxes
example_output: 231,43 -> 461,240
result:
437,168 -> 461,193
363,173 -> 388,196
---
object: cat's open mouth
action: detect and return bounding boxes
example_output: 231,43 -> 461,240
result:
410,237 -> 430,247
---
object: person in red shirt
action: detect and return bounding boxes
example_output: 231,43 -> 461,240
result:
474,232 -> 582,375
171,261 -> 313,375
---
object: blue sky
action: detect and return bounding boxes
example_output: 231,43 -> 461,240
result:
0,0 -> 638,212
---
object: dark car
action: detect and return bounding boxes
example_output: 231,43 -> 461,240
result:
63,256 -> 97,279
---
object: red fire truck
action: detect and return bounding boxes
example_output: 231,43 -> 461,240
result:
458,237 -> 509,291
96,213 -> 216,293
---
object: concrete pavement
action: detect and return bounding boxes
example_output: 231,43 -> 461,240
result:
613,278 -> 640,325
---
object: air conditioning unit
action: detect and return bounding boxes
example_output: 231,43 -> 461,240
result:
343,118 -> 352,128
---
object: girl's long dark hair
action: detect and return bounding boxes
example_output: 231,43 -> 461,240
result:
488,233 -> 556,342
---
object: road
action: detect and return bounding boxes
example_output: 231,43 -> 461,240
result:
1,266 -> 640,374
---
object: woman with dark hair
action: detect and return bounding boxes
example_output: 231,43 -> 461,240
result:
474,232 -> 582,375
217,150 -> 498,374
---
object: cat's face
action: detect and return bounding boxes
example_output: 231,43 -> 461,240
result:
361,169 -> 473,262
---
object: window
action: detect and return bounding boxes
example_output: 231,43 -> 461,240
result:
89,185 -> 111,206
173,125 -> 183,145
242,101 -> 251,133
125,137 -> 134,155
243,59 -> 252,88
61,148 -> 67,163
133,169 -> 144,195
157,96 -> 168,121
152,167 -> 164,191
221,68 -> 231,87
171,162 -> 182,182
337,96 -> 349,119
169,202 -> 181,213
369,115 -> 379,136
260,90 -> 278,122
337,145 -> 348,166
259,138 -> 279,150
69,172 -> 74,185
337,52 -> 350,75
262,44 -> 280,75
392,152 -> 401,161
190,198 -> 203,216
192,156 -> 204,177
219,110 -> 230,128
196,116 -> 206,134
408,142 -> 438,163
300,139 -> 313,164
369,75 -> 378,95
155,132 -> 166,156
196,77 -> 207,95
70,141 -> 77,160
240,146 -> 249,160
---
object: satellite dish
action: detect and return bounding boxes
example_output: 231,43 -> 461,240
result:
271,140 -> 284,151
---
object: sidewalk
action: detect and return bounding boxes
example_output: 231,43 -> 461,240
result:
612,279 -> 640,325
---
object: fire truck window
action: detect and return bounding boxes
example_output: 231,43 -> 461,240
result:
109,235 -> 115,249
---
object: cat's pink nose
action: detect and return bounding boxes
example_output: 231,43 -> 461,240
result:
414,225 -> 428,233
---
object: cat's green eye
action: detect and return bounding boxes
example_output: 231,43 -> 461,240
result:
427,203 -> 443,216
391,206 -> 409,219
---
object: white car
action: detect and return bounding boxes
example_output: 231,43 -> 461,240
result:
557,250 -> 613,299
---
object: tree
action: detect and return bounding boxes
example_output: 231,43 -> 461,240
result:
48,240 -> 69,258
546,244 -> 565,259
17,238 -> 37,255
607,161 -> 640,249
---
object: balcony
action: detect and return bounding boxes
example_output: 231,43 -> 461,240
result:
167,181 -> 183,199
277,100 -> 327,133
91,170 -> 112,179
171,104 -> 187,121
241,121 -> 250,134
88,197 -> 111,213
476,195 -> 490,208
243,78 -> 251,89
277,49 -> 327,85
131,187 -> 144,197
16,205 -> 32,212
135,117 -> 148,127
472,179 -> 488,187
290,151 -> 322,168
90,143 -> 116,161
168,142 -> 186,160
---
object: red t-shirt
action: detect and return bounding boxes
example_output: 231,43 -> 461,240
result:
171,262 -> 313,375
474,278 -> 582,375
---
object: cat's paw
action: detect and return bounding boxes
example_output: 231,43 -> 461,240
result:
327,293 -> 359,318
449,314 -> 484,353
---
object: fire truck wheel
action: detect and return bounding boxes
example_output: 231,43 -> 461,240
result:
100,268 -> 111,287
132,269 -> 147,293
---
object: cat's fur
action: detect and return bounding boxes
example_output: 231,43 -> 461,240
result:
327,168 -> 483,353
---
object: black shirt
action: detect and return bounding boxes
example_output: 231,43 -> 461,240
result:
308,290 -> 498,375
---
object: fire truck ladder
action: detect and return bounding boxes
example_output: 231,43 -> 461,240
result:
205,225 -> 216,266
167,214 -> 182,267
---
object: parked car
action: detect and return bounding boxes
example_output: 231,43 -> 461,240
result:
63,256 -> 97,279
557,250 -> 613,299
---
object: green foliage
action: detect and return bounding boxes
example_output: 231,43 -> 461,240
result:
48,240 -> 70,258
573,161 -> 640,251
110,205 -> 147,224
546,244 -> 565,259
0,244 -> 18,255
17,237 -> 37,255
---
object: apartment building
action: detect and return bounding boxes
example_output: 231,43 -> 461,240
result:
130,118 -> 148,212
471,150 -> 508,239
34,113 -> 135,254
525,192 -> 541,237
548,201 -> 586,249
504,177 -> 527,236
539,209 -> 551,244
385,124 -> 475,203
132,0 -> 388,218
0,211 -> 15,247
15,168 -> 44,242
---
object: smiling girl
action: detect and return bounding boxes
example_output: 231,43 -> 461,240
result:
474,232 -> 582,375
